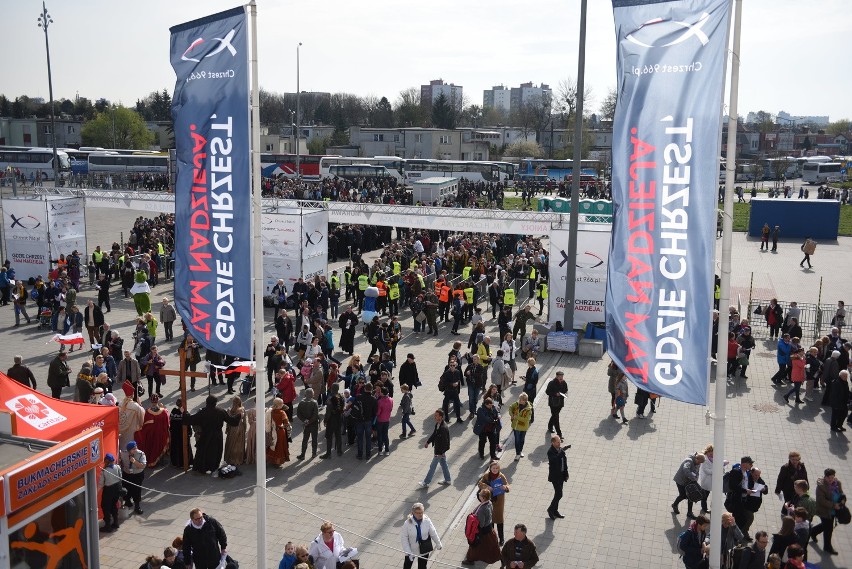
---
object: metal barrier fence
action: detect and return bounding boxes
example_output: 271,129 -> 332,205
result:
745,299 -> 823,341
513,279 -> 530,306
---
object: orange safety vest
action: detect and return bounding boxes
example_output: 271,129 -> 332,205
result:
376,281 -> 387,297
434,279 -> 444,296
439,285 -> 451,303
453,289 -> 465,301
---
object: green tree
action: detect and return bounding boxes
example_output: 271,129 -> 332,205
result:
0,95 -> 11,117
504,140 -> 543,158
307,136 -> 329,155
12,97 -> 25,118
73,97 -> 96,120
431,92 -> 455,129
81,106 -> 153,149
369,96 -> 394,128
395,87 -> 427,127
94,98 -> 110,113
259,87 -> 287,127
59,99 -> 75,115
826,119 -> 851,136
599,87 -> 618,122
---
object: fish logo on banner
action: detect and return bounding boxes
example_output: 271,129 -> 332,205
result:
170,6 -> 253,359
605,0 -> 731,405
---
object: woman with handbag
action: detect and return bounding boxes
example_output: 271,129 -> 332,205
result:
400,502 -> 442,569
478,462 -> 511,545
462,488 -> 502,566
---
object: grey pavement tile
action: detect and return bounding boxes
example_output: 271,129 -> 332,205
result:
0,205 -> 850,567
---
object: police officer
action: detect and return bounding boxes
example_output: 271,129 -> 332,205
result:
536,280 -> 548,316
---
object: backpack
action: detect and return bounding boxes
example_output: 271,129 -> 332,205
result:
676,529 -> 691,554
464,505 -> 482,544
730,544 -> 748,567
349,399 -> 365,421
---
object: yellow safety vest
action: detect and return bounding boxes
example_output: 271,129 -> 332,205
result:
462,266 -> 472,280
157,242 -> 165,255
358,275 -> 369,290
370,273 -> 378,285
389,283 -> 400,300
464,287 -> 474,305
393,261 -> 401,275
530,267 -> 537,280
92,250 -> 103,263
417,274 -> 425,288
714,284 -> 721,300
410,259 -> 419,270
503,288 -> 515,306
537,283 -> 548,299
344,271 -> 352,285
330,275 -> 340,290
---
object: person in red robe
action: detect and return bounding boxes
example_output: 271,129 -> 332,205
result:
135,394 -> 170,467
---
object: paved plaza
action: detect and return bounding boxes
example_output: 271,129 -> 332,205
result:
1,202 -> 850,568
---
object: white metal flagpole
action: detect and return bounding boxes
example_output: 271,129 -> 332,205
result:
709,1 -> 742,568
248,2 -> 268,568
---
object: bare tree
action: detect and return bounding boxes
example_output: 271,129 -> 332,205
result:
555,77 -> 594,119
599,87 -> 618,122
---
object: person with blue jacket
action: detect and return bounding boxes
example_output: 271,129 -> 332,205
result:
770,333 -> 793,385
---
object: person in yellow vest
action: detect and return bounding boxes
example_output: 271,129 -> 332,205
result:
536,280 -> 549,316
462,265 -> 472,281
92,246 -> 105,279
357,271 -> 369,313
438,282 -> 451,322
409,258 -> 419,271
503,286 -> 516,308
393,260 -> 401,276
416,272 -> 426,292
388,278 -> 400,316
463,282 -> 475,322
344,266 -> 354,301
330,270 -> 341,319
528,264 -> 537,299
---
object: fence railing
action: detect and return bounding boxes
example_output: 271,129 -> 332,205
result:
745,299 -> 825,341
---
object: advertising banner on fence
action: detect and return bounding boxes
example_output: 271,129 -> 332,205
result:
262,212 -> 302,293
47,197 -> 87,264
301,210 -> 329,281
2,198 -> 49,282
605,0 -> 731,405
549,228 -> 611,330
170,6 -> 252,359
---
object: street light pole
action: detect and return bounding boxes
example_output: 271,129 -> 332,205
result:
37,1 -> 58,183
563,0 -> 587,330
295,42 -> 302,178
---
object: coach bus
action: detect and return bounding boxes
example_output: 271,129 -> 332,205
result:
760,157 -> 798,180
518,158 -> 599,181
320,156 -> 405,183
802,161 -> 843,184
260,153 -> 327,180
87,152 -> 169,174
328,164 -> 393,180
0,148 -> 70,180
404,159 -> 509,184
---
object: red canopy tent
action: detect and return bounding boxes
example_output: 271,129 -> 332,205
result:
1,372 -> 119,457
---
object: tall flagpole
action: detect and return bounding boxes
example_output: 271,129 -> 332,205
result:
249,2 -> 268,568
564,0 -> 587,330
709,1 -> 741,567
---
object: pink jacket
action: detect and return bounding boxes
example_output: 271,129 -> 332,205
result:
376,395 -> 394,422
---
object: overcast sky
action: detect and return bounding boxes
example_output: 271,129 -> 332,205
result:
5,0 -> 850,121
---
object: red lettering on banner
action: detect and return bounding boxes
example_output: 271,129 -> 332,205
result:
189,281 -> 210,305
627,255 -> 652,279
627,231 -> 653,254
627,280 -> 652,304
185,124 -> 213,343
190,251 -> 211,272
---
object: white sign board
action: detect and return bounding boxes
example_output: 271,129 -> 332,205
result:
548,227 -> 611,330
46,197 -> 87,264
2,198 -> 50,282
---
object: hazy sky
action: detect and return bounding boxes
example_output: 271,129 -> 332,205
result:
4,0 -> 850,121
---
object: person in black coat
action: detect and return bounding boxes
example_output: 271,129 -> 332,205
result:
183,509 -> 228,569
546,435 -> 569,519
185,395 -> 242,474
338,306 -> 359,356
829,370 -> 850,432
398,354 -> 421,390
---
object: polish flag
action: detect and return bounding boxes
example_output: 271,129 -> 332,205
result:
228,361 -> 255,374
51,333 -> 85,345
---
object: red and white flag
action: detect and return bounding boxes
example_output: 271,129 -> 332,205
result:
51,333 -> 85,346
209,360 -> 255,374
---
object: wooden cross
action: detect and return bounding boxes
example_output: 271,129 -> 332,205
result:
159,347 -> 208,472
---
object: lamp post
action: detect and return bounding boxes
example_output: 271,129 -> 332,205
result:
37,1 -> 58,183
295,42 -> 302,178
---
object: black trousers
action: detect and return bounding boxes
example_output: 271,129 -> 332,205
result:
549,479 -> 564,513
101,484 -> 121,528
325,422 -> 342,454
122,471 -> 144,507
478,431 -> 498,459
830,406 -> 849,430
164,321 -> 173,341
673,483 -> 696,514
811,514 -> 834,549
547,407 -> 563,438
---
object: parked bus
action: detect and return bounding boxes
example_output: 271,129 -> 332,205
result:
760,157 -> 798,180
795,155 -> 831,177
518,158 -> 599,181
0,148 -> 70,180
491,161 -> 516,182
328,164 -> 392,179
320,156 -> 405,183
260,153 -> 327,180
802,162 -> 843,184
88,152 -> 168,174
404,159 -> 506,184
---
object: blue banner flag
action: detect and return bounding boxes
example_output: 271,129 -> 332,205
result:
605,0 -> 731,405
170,7 -> 252,359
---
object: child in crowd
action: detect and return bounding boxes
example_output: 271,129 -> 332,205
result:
278,541 -> 297,569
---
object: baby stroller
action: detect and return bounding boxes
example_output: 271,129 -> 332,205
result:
37,306 -> 53,330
